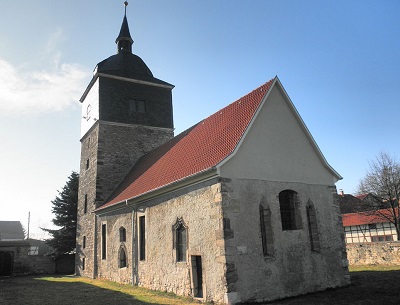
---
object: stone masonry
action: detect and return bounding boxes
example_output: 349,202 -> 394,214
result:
220,178 -> 350,303
76,121 -> 173,277
346,242 -> 400,265
96,180 -> 228,303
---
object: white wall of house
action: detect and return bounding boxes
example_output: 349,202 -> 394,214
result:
344,222 -> 397,244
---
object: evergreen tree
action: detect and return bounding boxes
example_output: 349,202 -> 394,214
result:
42,171 -> 79,257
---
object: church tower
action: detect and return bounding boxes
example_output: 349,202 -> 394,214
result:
76,2 -> 174,277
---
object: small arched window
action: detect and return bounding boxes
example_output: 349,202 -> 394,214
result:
119,247 -> 127,268
279,190 -> 301,230
119,227 -> 126,242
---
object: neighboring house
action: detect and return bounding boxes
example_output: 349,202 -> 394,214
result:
338,193 -> 398,243
75,8 -> 350,304
0,221 -> 25,241
0,221 -> 55,276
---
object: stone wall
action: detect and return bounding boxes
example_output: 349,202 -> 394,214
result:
96,179 -> 228,304
76,121 -> 173,277
76,123 -> 100,278
137,181 -> 226,302
220,178 -> 350,304
97,206 -> 133,284
346,242 -> 400,265
95,121 -> 173,205
0,241 -> 55,276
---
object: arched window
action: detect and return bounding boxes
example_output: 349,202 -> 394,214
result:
279,190 -> 301,230
173,218 -> 187,262
307,201 -> 320,251
119,247 -> 127,268
119,227 -> 126,242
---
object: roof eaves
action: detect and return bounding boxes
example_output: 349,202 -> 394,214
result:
97,73 -> 174,89
79,73 -> 99,103
96,167 -> 218,214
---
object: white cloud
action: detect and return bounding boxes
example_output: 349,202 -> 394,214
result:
0,57 -> 91,115
44,27 -> 65,69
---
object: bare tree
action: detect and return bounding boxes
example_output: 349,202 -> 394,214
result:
357,152 -> 400,240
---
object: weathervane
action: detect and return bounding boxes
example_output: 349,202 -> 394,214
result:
124,1 -> 128,15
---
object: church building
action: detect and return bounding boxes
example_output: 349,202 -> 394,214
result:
76,5 -> 350,304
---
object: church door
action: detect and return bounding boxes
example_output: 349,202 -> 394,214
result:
191,255 -> 203,298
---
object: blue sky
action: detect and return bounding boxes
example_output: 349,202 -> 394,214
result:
1,0 -> 399,238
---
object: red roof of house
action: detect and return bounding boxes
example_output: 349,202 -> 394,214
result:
355,193 -> 368,200
342,209 -> 395,226
98,78 -> 275,210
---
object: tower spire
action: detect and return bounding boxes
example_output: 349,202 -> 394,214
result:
116,1 -> 133,53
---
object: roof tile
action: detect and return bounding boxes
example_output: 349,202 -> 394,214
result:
342,209 -> 394,226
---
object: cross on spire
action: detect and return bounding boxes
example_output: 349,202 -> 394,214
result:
124,1 -> 128,16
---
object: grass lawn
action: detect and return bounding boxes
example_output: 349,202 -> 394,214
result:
1,266 -> 400,305
0,275 -> 200,305
267,265 -> 400,304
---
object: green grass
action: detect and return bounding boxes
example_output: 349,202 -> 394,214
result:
348,264 -> 400,272
0,275 -> 202,305
38,276 -> 195,304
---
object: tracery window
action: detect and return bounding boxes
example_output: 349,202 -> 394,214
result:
173,218 -> 187,262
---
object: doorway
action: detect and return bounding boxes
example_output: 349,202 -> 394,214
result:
0,251 -> 13,276
191,255 -> 203,298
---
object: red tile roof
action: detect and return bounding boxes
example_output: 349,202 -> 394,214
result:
98,78 -> 275,210
355,193 -> 368,200
342,209 -> 394,226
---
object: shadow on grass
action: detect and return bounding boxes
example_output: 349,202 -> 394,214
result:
263,270 -> 400,305
0,275 -> 170,305
2,270 -> 400,305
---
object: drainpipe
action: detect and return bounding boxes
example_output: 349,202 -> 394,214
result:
93,213 -> 98,278
127,200 -> 139,285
